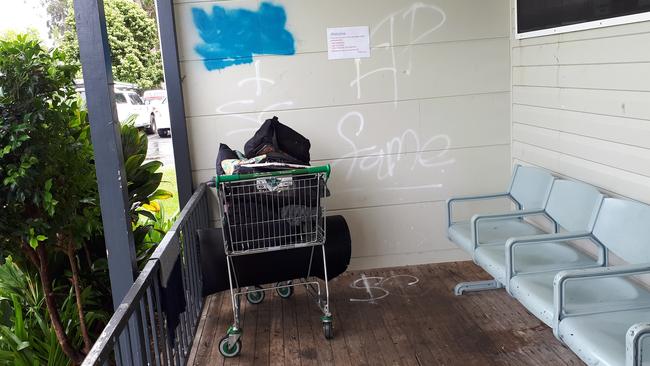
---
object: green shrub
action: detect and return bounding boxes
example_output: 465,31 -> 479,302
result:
0,34 -> 99,364
0,34 -> 174,365
0,257 -> 107,366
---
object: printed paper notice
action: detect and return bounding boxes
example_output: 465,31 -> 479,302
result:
327,26 -> 370,60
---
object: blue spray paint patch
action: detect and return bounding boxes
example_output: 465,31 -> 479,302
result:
192,2 -> 295,71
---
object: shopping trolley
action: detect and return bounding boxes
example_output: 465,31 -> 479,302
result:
214,165 -> 333,358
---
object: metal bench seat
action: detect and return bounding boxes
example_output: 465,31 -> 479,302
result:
447,164 -> 555,256
448,219 -> 545,254
558,309 -> 650,366
511,271 -> 650,327
448,169 -> 650,365
510,198 -> 650,365
475,241 -> 596,286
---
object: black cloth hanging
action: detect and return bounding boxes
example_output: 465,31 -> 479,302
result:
159,256 -> 186,344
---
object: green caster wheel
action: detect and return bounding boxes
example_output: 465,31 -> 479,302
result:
246,286 -> 264,305
322,321 -> 333,340
218,336 -> 242,358
276,281 -> 293,299
322,316 -> 333,340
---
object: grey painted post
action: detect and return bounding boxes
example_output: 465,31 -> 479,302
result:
73,0 -> 137,313
72,0 -> 141,364
155,0 -> 194,207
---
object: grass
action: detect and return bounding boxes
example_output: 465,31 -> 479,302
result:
158,165 -> 179,216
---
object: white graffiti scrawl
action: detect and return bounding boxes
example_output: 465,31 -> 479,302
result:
215,59 -> 294,137
349,274 -> 420,303
333,111 -> 455,183
351,3 -> 447,103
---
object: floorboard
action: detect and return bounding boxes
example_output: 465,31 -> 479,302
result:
187,261 -> 584,365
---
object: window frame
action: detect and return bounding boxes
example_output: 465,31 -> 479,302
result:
128,93 -> 144,105
114,93 -> 127,104
515,3 -> 650,40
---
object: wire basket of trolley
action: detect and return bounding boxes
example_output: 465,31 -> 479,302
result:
214,164 -> 333,357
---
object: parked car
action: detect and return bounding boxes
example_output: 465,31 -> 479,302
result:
143,89 -> 167,105
151,97 -> 171,137
114,90 -> 155,134
75,80 -> 154,134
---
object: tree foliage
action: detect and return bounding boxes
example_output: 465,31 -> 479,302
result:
0,34 -> 100,257
61,0 -> 163,89
0,34 -> 100,364
41,0 -> 70,41
0,34 -> 173,365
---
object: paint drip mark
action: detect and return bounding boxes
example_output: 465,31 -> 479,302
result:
192,2 -> 295,71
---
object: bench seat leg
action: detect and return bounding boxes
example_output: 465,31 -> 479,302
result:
454,280 -> 503,295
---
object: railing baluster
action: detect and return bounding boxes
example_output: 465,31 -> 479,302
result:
180,311 -> 190,355
81,185 -> 209,366
139,299 -> 153,365
131,301 -> 146,366
189,218 -> 200,323
146,287 -> 162,366
153,274 -> 171,366
179,232 -> 192,353
114,335 -> 123,366
125,316 -> 136,366
188,213 -> 201,321
179,277 -> 190,353
174,339 -> 182,366
183,215 -> 197,322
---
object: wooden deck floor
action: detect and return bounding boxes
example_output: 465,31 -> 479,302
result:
188,261 -> 583,365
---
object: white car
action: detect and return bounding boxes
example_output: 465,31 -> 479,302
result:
143,89 -> 167,105
114,90 -> 155,134
151,97 -> 171,137
75,81 -> 154,133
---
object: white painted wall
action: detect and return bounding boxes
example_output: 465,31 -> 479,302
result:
174,0 -> 512,269
511,3 -> 650,204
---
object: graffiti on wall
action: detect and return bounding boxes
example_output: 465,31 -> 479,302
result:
192,2 -> 295,71
351,3 -> 447,103
334,111 -> 454,182
197,2 -> 455,190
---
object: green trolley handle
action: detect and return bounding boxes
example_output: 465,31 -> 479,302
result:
214,164 -> 331,190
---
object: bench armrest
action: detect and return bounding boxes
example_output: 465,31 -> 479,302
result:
553,263 -> 650,336
627,323 -> 650,366
504,231 -> 602,291
446,192 -> 512,227
469,209 -> 546,250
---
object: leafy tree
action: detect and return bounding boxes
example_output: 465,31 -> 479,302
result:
138,0 -> 157,18
61,0 -> 163,89
0,31 -> 173,364
0,28 -> 42,42
41,0 -> 70,41
0,34 -> 101,364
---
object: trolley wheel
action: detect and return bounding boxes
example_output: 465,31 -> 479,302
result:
218,336 -> 242,358
276,281 -> 293,299
246,286 -> 265,305
322,321 -> 334,340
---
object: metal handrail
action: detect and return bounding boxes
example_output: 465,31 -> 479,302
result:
82,183 -> 210,366
82,261 -> 160,364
